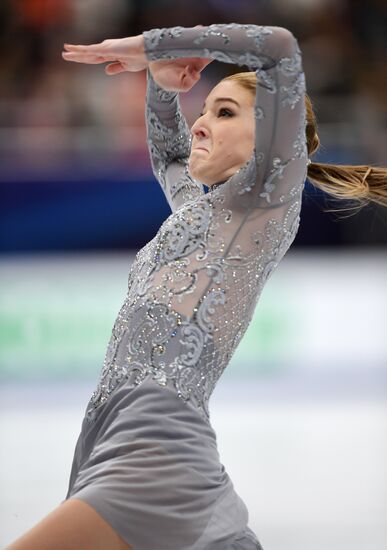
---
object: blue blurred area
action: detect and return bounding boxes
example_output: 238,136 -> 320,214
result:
0,167 -> 169,253
0,168 -> 329,252
1,162 -> 385,253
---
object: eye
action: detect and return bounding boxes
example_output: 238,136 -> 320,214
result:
218,107 -> 233,117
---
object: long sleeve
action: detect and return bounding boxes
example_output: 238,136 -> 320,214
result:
145,68 -> 205,212
143,24 -> 308,212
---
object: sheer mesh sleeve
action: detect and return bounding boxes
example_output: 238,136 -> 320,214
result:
145,68 -> 205,212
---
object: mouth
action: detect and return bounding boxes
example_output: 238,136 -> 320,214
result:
192,146 -> 209,153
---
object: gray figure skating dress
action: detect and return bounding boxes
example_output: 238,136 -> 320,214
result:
64,23 -> 308,550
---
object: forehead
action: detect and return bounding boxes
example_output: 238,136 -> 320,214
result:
204,80 -> 254,107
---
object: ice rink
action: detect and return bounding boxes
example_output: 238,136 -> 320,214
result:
1,251 -> 386,549
1,381 -> 386,549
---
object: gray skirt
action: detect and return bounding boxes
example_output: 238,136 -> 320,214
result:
64,375 -> 263,549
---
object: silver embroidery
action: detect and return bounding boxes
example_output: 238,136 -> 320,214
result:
259,156 -> 291,204
85,24 -> 308,424
281,71 -> 306,109
278,49 -> 302,77
193,26 -> 231,46
245,25 -> 274,48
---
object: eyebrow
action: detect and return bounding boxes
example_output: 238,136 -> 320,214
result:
202,97 -> 241,110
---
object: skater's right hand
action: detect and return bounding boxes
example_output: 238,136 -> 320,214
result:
62,34 -> 148,73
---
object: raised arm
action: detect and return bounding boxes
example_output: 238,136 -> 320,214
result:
145,68 -> 205,212
62,26 -> 307,213
143,24 -> 308,212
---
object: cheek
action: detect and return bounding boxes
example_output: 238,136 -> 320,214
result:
218,131 -> 254,162
216,124 -> 254,156
238,126 -> 255,158
241,120 -> 255,145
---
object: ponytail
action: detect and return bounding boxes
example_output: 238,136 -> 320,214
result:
221,71 -> 387,212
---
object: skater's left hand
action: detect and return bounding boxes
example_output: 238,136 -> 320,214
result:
148,57 -> 213,92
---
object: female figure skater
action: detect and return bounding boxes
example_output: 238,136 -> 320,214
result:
7,23 -> 386,550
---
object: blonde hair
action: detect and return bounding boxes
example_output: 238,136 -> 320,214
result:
221,72 -> 387,212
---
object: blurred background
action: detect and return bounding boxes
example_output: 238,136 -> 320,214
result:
0,1 -> 386,549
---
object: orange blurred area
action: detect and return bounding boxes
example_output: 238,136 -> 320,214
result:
12,0 -> 73,28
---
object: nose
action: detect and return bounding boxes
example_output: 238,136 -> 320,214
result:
191,117 -> 210,140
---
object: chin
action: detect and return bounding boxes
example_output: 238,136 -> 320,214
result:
195,174 -> 213,186
188,163 -> 209,185
188,160 -> 228,187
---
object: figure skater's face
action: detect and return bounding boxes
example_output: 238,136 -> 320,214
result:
188,80 -> 255,187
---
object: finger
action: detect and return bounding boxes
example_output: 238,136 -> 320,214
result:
62,51 -> 98,63
181,71 -> 199,91
186,65 -> 199,79
180,57 -> 212,74
105,62 -> 125,75
187,63 -> 205,80
200,58 -> 213,69
192,58 -> 213,72
63,42 -> 106,53
62,51 -> 114,64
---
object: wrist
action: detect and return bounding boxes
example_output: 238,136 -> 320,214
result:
132,34 -> 148,67
147,67 -> 178,100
